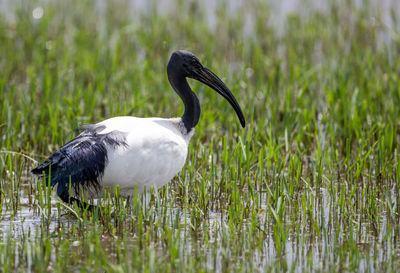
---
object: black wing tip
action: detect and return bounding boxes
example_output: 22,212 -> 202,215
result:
31,160 -> 51,175
31,166 -> 44,175
30,128 -> 127,197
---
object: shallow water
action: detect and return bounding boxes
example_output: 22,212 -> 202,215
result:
0,187 -> 397,272
0,198 -> 61,238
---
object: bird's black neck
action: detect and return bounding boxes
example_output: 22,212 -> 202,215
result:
168,73 -> 200,133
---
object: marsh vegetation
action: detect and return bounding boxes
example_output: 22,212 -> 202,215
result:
0,0 -> 400,272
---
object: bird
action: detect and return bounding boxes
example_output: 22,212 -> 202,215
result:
31,50 -> 245,208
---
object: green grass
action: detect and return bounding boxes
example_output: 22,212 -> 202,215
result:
1,0 -> 400,272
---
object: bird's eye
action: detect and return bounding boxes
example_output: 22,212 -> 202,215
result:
190,58 -> 202,68
191,58 -> 198,64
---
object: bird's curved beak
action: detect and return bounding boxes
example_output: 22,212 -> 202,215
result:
190,66 -> 246,128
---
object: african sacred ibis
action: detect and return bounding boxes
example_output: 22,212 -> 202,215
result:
32,50 -> 245,207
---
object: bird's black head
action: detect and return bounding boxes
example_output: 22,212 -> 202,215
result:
167,50 -> 204,77
167,50 -> 246,128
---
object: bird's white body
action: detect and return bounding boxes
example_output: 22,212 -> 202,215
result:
97,116 -> 193,196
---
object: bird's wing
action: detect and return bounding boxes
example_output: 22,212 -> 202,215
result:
31,125 -> 127,198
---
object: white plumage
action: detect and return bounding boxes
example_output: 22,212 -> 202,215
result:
99,117 -> 193,195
